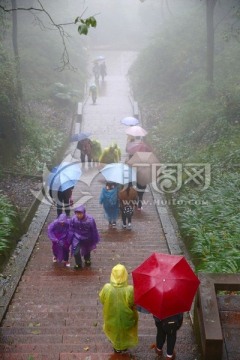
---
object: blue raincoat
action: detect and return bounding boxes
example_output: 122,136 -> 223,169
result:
99,264 -> 139,351
99,185 -> 119,223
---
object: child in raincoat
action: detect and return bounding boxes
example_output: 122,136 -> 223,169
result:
47,214 -> 71,267
99,182 -> 119,227
99,264 -> 139,353
68,205 -> 100,269
118,182 -> 138,230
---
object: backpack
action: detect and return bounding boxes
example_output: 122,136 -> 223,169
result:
154,313 -> 183,331
122,205 -> 134,216
83,139 -> 92,155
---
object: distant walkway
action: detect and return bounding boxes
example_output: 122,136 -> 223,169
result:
0,50 -> 201,360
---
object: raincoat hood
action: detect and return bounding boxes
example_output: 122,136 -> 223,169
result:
110,264 -> 128,287
102,186 -> 118,202
74,205 -> 86,215
57,214 -> 68,223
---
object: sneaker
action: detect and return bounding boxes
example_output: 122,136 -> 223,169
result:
64,261 -> 70,267
165,351 -> 176,360
112,222 -> 116,227
74,265 -> 82,270
85,260 -> 91,267
155,347 -> 163,356
122,224 -> 127,229
52,256 -> 57,263
113,348 -> 128,353
127,223 -> 132,230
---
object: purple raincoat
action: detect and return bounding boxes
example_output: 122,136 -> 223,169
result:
47,214 -> 71,262
69,205 -> 100,256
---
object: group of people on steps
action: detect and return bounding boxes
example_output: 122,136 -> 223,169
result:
46,57 -> 182,360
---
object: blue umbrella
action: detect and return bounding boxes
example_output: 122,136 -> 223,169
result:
99,163 -> 136,185
48,161 -> 82,192
70,132 -> 92,142
121,117 -> 139,126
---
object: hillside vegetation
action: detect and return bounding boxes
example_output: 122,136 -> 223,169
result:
0,1 -> 88,258
129,3 -> 240,273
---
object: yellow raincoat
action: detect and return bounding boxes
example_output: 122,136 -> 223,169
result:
99,264 -> 138,351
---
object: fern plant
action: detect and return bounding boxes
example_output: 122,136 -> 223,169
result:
0,192 -> 18,256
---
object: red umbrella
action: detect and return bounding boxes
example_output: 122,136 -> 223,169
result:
126,141 -> 152,155
132,253 -> 200,319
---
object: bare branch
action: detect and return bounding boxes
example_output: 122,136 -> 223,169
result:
0,1 -> 97,71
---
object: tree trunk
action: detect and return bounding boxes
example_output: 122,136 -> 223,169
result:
206,0 -> 217,94
11,0 -> 23,100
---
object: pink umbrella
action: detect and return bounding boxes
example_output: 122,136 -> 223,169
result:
125,125 -> 148,137
126,141 -> 152,155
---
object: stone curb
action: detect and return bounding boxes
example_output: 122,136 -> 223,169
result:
150,187 -> 182,255
149,186 -> 197,322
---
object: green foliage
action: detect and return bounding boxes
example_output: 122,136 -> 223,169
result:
52,82 -> 81,105
0,3 -> 88,168
13,115 -> 64,174
129,9 -> 205,104
175,172 -> 240,273
0,45 -> 18,117
75,16 -> 97,35
0,192 -> 18,256
129,3 -> 240,274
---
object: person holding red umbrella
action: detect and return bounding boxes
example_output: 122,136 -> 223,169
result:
132,253 -> 200,359
153,312 -> 183,359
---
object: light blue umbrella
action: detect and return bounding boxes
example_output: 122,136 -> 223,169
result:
96,55 -> 105,61
48,161 -> 82,192
70,132 -> 92,142
121,116 -> 139,126
99,163 -> 136,185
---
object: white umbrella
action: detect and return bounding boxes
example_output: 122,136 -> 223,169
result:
99,163 -> 136,185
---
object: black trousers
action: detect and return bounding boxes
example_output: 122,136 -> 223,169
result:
121,211 -> 132,226
80,152 -> 92,163
73,243 -> 90,266
50,188 -> 73,217
154,318 -> 178,356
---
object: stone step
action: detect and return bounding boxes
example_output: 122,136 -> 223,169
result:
0,353 -> 134,360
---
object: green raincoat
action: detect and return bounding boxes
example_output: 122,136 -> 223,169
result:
99,264 -> 139,351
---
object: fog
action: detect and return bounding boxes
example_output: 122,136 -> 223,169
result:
81,0 -> 198,50
14,0 -> 237,94
17,0 -> 200,54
